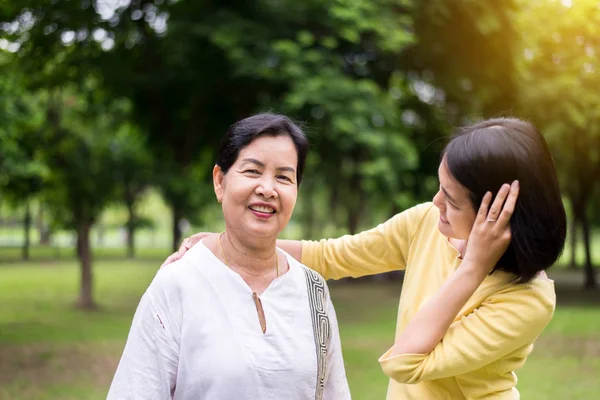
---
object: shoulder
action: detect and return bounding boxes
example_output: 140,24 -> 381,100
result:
284,252 -> 325,278
147,243 -> 214,304
486,276 -> 556,334
282,251 -> 330,289
408,202 -> 439,228
492,275 -> 555,308
389,202 -> 438,228
382,202 -> 439,242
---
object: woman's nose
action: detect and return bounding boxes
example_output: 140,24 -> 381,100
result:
432,189 -> 444,208
255,177 -> 278,198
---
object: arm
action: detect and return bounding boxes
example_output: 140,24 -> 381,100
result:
388,183 -> 518,358
163,203 -> 432,278
390,263 -> 487,357
108,291 -> 179,399
379,283 -> 555,383
276,239 -> 302,261
300,203 -> 433,280
380,182 -> 534,383
323,291 -> 351,399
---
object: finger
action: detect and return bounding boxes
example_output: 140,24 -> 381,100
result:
176,237 -> 192,256
187,233 -> 209,249
486,183 -> 511,222
161,252 -> 178,268
476,191 -> 493,223
496,180 -> 520,227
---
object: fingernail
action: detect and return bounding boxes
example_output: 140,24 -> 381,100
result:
512,180 -> 519,189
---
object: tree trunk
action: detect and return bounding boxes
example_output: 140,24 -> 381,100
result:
301,181 -> 317,239
347,208 -> 360,235
37,202 -> 51,245
77,221 -> 96,310
329,183 -> 340,226
172,207 -> 183,253
22,200 -> 31,261
347,189 -> 366,235
347,160 -> 366,235
580,211 -> 597,289
76,227 -> 83,260
126,201 -> 136,259
569,216 -> 578,269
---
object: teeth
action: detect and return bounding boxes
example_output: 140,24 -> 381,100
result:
251,205 -> 275,213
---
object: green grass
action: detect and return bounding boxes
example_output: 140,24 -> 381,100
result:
1,259 -> 600,399
0,245 -> 172,263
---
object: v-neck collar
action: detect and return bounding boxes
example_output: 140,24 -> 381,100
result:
191,240 -> 296,298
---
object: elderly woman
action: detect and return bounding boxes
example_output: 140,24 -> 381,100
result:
170,117 -> 566,399
108,113 -> 350,399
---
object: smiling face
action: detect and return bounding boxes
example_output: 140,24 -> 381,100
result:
213,134 -> 298,241
432,157 -> 477,240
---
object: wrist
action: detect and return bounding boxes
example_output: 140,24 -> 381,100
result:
457,258 -> 491,281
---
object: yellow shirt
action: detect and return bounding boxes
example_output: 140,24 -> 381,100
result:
302,202 -> 555,399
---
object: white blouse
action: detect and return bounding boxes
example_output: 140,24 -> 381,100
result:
108,241 -> 351,400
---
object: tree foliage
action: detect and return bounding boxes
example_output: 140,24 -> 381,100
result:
0,63 -> 47,259
516,0 -> 599,288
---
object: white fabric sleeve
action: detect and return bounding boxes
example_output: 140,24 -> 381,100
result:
323,291 -> 352,399
107,291 -> 179,399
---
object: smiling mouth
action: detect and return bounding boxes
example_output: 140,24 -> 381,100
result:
249,205 -> 276,214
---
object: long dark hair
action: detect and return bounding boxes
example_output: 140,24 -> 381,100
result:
443,117 -> 566,282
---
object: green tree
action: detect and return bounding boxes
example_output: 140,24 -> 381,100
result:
1,0 -> 420,244
402,0 -> 520,119
108,110 -> 153,259
43,88 -> 121,309
516,0 -> 599,288
203,0 -> 419,233
1,0 -> 523,251
0,64 -> 47,260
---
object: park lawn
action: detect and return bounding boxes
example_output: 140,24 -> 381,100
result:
1,260 -> 600,400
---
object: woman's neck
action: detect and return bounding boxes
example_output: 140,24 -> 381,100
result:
449,238 -> 467,259
220,231 -> 278,277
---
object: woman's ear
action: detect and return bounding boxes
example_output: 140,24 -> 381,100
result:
213,165 -> 224,203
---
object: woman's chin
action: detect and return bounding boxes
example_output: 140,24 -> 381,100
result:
245,223 -> 285,239
437,221 -> 456,238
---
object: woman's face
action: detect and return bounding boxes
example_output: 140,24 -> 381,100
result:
432,158 -> 477,240
213,135 -> 298,241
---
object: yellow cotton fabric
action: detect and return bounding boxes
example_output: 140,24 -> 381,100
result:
302,202 -> 555,399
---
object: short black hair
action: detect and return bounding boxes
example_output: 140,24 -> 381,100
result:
216,113 -> 309,185
443,117 -> 566,283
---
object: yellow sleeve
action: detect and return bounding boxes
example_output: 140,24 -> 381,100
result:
301,203 -> 434,280
379,283 -> 555,384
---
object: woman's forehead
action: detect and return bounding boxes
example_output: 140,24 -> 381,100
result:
438,161 -> 469,200
236,135 -> 297,164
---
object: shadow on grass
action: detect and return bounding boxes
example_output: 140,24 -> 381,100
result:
549,270 -> 600,307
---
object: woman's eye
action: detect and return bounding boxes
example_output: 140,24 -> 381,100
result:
244,169 -> 260,174
278,175 -> 292,182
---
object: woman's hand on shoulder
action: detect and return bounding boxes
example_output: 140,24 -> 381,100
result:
160,233 -> 212,268
462,180 -> 520,276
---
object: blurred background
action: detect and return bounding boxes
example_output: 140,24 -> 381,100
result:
1,0 -> 599,398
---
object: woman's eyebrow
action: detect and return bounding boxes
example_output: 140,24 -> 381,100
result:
240,158 -> 264,167
241,158 -> 295,173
